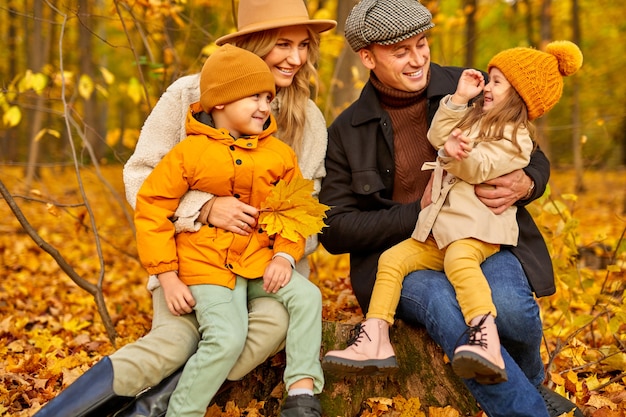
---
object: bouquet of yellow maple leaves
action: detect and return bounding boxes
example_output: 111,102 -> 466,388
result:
258,177 -> 330,243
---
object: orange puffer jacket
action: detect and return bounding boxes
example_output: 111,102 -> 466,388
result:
134,101 -> 305,289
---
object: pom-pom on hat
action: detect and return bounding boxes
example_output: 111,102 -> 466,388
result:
488,40 -> 583,120
215,0 -> 337,46
344,0 -> 434,52
199,44 -> 276,113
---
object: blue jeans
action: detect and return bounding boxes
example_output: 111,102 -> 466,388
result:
396,250 -> 549,417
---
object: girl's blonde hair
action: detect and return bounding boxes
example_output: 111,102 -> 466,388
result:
456,88 -> 536,153
232,26 -> 321,157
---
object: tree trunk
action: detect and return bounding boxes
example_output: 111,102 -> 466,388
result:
213,321 -> 477,417
571,0 -> 585,193
463,0 -> 477,69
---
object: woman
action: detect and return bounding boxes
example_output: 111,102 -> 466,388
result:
33,1 -> 335,416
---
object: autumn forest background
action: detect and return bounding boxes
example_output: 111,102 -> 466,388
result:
1,0 -> 625,416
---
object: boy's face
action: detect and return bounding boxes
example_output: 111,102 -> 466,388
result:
216,92 -> 273,138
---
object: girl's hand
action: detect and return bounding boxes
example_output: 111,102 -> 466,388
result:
451,69 -> 485,105
262,257 -> 292,293
199,196 -> 258,235
444,128 -> 473,160
158,271 -> 195,316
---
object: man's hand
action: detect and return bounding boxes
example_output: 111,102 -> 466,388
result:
263,257 -> 292,293
475,169 -> 531,214
158,270 -> 195,316
444,128 -> 473,160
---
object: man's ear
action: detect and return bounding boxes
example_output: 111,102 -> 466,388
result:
359,48 -> 376,70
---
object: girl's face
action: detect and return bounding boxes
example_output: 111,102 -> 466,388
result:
263,26 -> 310,88
483,67 -> 513,112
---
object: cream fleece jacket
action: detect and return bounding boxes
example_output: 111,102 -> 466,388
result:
124,73 -> 328,286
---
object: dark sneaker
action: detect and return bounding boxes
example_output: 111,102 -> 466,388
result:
279,394 -> 322,417
537,385 -> 583,417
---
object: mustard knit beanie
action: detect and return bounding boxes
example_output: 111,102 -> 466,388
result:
487,40 -> 583,120
199,44 -> 276,113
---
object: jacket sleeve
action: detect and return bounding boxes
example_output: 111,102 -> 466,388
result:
439,128 -> 534,184
134,143 -> 194,275
318,123 -> 420,255
123,75 -> 214,232
519,145 -> 550,205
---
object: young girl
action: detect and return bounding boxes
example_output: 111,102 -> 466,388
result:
134,44 -> 323,417
323,40 -> 583,384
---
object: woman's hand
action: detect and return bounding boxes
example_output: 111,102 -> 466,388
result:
475,169 -> 531,214
198,196 -> 259,235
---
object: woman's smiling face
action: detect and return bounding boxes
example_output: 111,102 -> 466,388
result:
263,25 -> 310,88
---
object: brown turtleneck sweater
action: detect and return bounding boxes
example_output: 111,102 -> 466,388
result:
370,74 -> 437,204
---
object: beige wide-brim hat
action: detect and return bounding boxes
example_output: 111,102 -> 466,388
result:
215,0 -> 337,46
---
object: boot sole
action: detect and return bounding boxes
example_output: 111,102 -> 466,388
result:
321,356 -> 398,377
451,351 -> 507,384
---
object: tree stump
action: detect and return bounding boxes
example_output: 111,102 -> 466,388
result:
213,321 -> 478,417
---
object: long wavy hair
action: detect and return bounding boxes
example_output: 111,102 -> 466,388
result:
231,26 -> 321,157
456,87 -> 536,153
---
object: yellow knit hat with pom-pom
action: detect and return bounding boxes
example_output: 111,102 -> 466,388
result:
488,40 -> 583,120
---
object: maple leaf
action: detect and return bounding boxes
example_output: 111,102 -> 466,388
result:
258,177 -> 330,243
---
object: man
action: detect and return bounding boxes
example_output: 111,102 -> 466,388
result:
318,0 -> 583,416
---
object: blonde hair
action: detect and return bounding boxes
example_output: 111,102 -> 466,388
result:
456,88 -> 536,153
231,27 -> 321,157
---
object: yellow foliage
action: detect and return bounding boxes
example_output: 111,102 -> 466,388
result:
3,105 -> 22,127
258,177 -> 330,243
78,74 -> 94,100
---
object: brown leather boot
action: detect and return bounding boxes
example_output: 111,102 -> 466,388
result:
322,318 -> 398,376
451,313 -> 507,384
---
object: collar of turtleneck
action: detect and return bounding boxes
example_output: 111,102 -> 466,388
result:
369,71 -> 429,109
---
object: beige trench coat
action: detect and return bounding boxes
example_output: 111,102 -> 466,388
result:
412,96 -> 534,249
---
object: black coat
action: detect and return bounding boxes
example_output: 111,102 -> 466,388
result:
319,63 -> 555,313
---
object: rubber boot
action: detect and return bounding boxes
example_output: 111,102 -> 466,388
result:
451,313 -> 507,384
279,394 -> 322,417
322,318 -> 398,376
113,365 -> 182,417
33,356 -> 133,417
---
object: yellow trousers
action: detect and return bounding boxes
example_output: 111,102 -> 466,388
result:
368,236 -> 500,325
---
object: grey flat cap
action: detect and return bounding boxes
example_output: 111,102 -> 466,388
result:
345,0 -> 435,52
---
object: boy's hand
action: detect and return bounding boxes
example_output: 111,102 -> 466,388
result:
158,271 -> 196,316
444,128 -> 473,160
263,257 -> 292,293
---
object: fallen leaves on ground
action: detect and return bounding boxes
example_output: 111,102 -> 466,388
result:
0,167 -> 624,416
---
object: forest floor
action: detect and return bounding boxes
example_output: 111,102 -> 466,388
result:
0,166 -> 624,416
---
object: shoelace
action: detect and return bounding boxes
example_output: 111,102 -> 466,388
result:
345,322 -> 371,347
454,313 -> 490,349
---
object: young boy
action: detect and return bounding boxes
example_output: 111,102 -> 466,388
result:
134,44 -> 324,417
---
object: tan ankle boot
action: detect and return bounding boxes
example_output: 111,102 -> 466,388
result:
451,313 -> 507,384
322,318 -> 398,376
